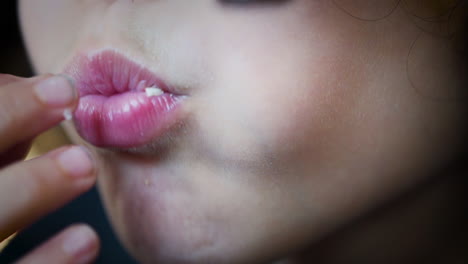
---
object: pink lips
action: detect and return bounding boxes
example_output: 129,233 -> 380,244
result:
65,50 -> 186,148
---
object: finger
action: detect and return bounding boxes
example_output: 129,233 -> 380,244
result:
0,74 -> 77,152
16,224 -> 100,264
0,146 -> 96,241
0,74 -> 23,86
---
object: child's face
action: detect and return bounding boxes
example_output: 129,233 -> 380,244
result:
20,0 -> 466,263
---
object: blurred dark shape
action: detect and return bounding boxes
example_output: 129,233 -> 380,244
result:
0,1 -> 33,77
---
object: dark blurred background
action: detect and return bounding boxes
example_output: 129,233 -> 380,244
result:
0,1 -> 33,77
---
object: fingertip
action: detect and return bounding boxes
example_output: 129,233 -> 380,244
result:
34,74 -> 78,108
15,224 -> 100,264
62,224 -> 100,264
0,74 -> 78,152
55,146 -> 96,181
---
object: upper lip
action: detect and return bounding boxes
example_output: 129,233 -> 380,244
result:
64,49 -> 183,97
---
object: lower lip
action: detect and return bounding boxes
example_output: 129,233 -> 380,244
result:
74,91 -> 185,148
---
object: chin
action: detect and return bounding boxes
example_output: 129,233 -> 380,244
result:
94,160 -> 254,264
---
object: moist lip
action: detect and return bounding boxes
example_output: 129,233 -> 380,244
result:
64,50 -> 187,148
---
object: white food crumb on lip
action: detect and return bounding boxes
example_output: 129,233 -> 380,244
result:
145,87 -> 164,97
63,109 -> 73,121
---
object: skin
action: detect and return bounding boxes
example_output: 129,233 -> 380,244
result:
18,0 -> 468,263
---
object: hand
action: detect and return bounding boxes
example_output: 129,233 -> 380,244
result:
0,74 -> 99,264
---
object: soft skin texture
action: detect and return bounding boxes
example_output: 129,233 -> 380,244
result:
19,0 -> 467,263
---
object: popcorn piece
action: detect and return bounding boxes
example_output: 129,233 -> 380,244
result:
145,87 -> 164,97
63,109 -> 73,121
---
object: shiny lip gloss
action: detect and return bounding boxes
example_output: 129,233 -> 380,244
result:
64,50 -> 187,148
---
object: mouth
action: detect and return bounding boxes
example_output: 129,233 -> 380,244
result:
64,50 -> 187,148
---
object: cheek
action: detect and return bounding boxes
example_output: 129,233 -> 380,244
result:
192,57 -> 349,176
19,0 -> 82,72
188,1 -> 376,173
192,41 -> 358,174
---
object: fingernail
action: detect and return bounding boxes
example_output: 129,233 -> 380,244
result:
56,146 -> 94,179
62,225 -> 99,264
34,74 -> 77,107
